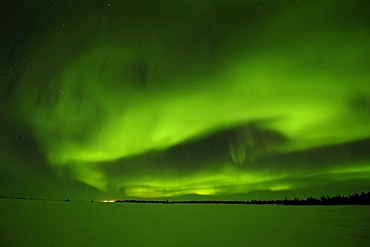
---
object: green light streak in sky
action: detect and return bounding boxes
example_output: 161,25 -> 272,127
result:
70,160 -> 370,199
2,0 -> 369,199
20,34 -> 370,165
72,163 -> 294,198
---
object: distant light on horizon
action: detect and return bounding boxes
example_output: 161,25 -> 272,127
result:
102,200 -> 115,203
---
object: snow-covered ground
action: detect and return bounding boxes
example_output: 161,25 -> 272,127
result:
1,199 -> 369,246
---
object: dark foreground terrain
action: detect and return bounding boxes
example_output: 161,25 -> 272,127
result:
1,199 -> 369,246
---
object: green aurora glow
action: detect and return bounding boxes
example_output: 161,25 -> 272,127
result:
0,0 -> 369,200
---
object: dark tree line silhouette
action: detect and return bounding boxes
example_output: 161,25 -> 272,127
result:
116,192 -> 370,205
1,192 -> 369,205
245,192 -> 370,205
0,196 -> 44,201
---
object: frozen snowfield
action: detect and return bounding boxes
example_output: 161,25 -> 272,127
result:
0,199 -> 369,246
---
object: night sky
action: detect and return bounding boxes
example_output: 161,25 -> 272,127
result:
1,0 -> 369,201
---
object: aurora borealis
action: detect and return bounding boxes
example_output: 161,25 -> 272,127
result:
1,0 -> 369,200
